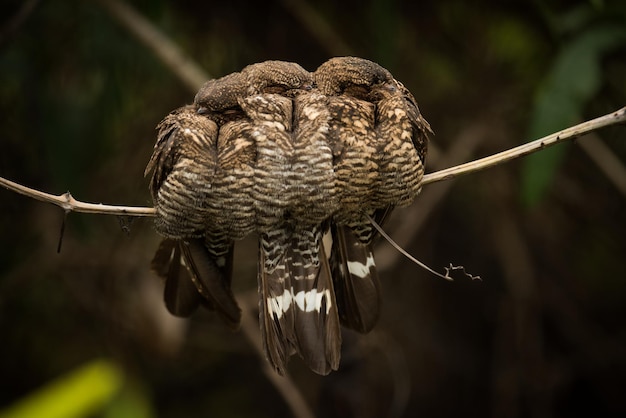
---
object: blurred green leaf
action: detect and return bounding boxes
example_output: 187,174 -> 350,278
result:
0,359 -> 123,418
521,24 -> 626,206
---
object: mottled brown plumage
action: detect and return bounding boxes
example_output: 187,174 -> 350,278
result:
314,57 -> 430,333
147,57 -> 430,376
150,61 -> 342,374
234,64 -> 340,375
374,79 -> 430,208
146,105 -> 241,326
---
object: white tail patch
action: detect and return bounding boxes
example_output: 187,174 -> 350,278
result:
267,288 -> 293,320
347,255 -> 376,279
294,289 -> 332,314
267,288 -> 332,319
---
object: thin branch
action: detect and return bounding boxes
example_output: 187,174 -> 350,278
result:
3,107 -> 623,218
422,106 -> 626,186
367,214 -> 481,281
0,176 -> 155,217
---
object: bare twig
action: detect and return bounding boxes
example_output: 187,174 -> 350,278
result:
2,107 -> 623,218
94,0 -> 209,91
376,122 -> 487,272
0,176 -> 155,217
422,106 -> 626,186
367,214 -> 480,281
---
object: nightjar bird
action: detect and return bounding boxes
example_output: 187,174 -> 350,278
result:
149,62 -> 312,326
147,57 -> 429,376
225,62 -> 340,375
146,105 -> 242,325
155,61 -> 340,374
314,56 -> 431,333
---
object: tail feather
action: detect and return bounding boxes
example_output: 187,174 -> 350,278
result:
151,239 -> 201,317
258,237 -> 297,375
258,228 -> 341,375
290,227 -> 341,375
330,224 -> 381,333
180,238 -> 241,329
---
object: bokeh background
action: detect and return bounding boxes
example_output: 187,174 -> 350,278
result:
1,0 -> 625,417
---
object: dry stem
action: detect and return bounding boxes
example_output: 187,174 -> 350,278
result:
0,176 -> 156,217
421,106 -> 626,186
2,106 -> 623,217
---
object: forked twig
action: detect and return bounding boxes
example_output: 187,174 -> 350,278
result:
366,214 -> 481,282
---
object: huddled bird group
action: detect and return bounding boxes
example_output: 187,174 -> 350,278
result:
145,57 -> 431,375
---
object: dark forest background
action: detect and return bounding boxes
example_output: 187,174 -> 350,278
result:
1,0 -> 625,417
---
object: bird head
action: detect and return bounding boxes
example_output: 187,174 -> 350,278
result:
194,72 -> 247,114
241,60 -> 314,97
313,56 -> 396,101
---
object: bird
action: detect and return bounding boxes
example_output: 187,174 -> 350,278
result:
145,105 -> 242,326
151,61 -> 341,374
249,88 -> 342,375
313,56 -> 431,334
232,63 -> 341,375
147,57 -> 430,376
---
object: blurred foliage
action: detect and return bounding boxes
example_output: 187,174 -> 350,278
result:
0,0 -> 625,417
0,359 -> 125,418
522,3 -> 626,205
0,359 -> 154,418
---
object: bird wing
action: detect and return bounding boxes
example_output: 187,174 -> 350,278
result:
289,225 -> 341,375
151,238 -> 201,317
179,238 -> 241,329
258,230 -> 298,375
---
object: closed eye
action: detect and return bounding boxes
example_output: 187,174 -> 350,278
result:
262,85 -> 289,94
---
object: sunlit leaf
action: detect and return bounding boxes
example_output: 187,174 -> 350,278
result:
0,359 -> 123,418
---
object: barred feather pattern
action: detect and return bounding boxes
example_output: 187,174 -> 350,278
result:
146,106 -> 218,239
210,119 -> 257,240
313,57 -> 431,334
374,81 -> 429,208
145,105 -> 241,325
289,91 -> 337,224
147,57 -> 431,374
325,95 -> 378,224
249,90 -> 342,374
259,224 -> 341,375
246,93 -> 294,233
146,106 -> 219,239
